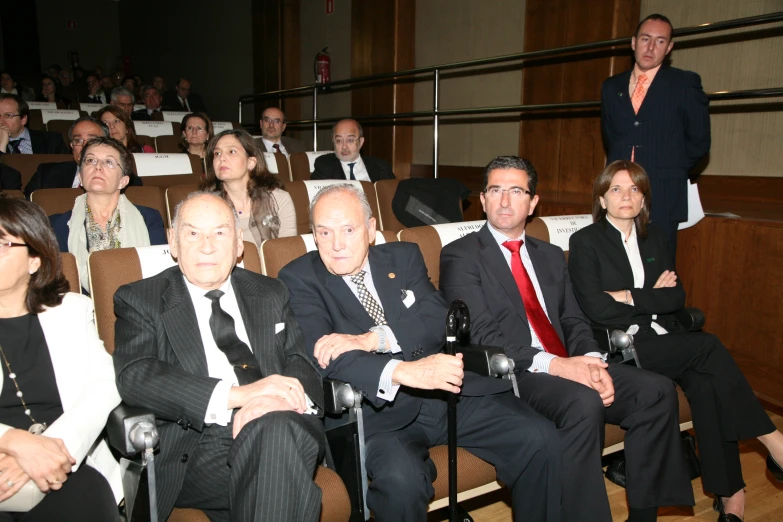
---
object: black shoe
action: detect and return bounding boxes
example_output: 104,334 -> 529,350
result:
714,496 -> 743,522
767,454 -> 783,482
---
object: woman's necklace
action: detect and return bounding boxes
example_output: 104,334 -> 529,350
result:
0,320 -> 47,435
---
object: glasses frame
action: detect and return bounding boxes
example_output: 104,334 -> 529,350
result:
0,242 -> 27,255
482,186 -> 533,199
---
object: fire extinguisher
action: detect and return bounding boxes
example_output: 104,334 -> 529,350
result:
315,48 -> 331,85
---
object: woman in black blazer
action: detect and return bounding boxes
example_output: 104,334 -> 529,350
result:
568,160 -> 783,522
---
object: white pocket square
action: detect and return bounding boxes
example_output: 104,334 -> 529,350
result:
402,290 -> 416,308
275,322 -> 285,334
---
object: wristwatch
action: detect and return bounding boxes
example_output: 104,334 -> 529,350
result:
369,326 -> 390,353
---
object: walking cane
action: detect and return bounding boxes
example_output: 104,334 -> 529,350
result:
446,300 -> 470,522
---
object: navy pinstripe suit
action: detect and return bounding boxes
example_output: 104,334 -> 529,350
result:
601,65 -> 710,252
113,266 -> 326,522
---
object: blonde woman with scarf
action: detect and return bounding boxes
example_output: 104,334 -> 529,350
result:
49,137 -> 166,292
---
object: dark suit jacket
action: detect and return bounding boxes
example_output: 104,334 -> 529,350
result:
311,153 -> 395,183
0,164 -> 22,190
49,204 -> 167,250
163,92 -> 207,114
0,129 -> 70,158
279,242 -> 508,437
23,161 -> 143,198
601,66 -> 710,223
440,225 -> 599,370
113,266 -> 324,519
568,217 -> 686,340
131,107 -> 171,121
86,89 -> 112,105
260,136 -> 308,154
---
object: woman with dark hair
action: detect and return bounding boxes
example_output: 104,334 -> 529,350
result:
0,194 -> 121,519
179,112 -> 213,158
568,160 -> 783,522
49,137 -> 166,291
36,75 -> 69,109
201,129 -> 296,245
95,106 -> 154,153
0,72 -> 34,102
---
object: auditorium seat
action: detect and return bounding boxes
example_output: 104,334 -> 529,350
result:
525,214 -> 593,261
374,179 -> 405,232
125,186 -> 169,226
61,252 -> 80,294
165,183 -> 200,225
46,120 -> 75,151
88,244 -> 351,522
155,135 -> 182,154
211,121 -> 242,134
133,153 -> 203,189
0,190 -> 25,199
25,109 -> 46,131
289,151 -> 332,181
30,188 -> 84,215
1,154 -> 74,190
134,121 -> 175,138
263,152 -> 291,181
283,180 -> 380,235
137,134 -> 156,152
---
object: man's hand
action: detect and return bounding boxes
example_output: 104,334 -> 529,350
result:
653,270 -> 677,288
587,365 -> 615,407
0,430 -> 74,493
0,453 -> 31,501
314,332 -> 376,368
549,356 -> 615,407
228,374 -> 307,413
392,353 -> 464,394
232,396 -> 295,438
0,125 -> 10,152
605,290 -> 628,303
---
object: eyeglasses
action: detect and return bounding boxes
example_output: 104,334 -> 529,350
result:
186,125 -> 206,133
483,187 -> 532,200
0,242 -> 27,255
83,157 -> 119,170
334,137 -> 359,146
0,113 -> 21,121
262,117 -> 283,125
71,138 -> 97,146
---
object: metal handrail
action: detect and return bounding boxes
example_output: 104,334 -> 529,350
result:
238,11 -> 783,176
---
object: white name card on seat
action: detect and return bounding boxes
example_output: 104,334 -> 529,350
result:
80,103 -> 107,113
41,109 -> 80,124
162,111 -> 188,123
431,220 -> 487,247
134,104 -> 146,112
134,121 -> 174,138
305,151 -> 333,172
133,153 -> 193,177
27,101 -> 57,110
136,245 -> 177,278
212,122 -> 233,133
300,230 -> 386,252
304,179 -> 362,202
263,152 -> 279,174
538,215 -> 593,251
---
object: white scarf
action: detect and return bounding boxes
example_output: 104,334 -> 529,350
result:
67,193 -> 151,290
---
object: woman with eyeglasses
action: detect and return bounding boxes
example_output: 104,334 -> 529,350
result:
179,112 -> 213,159
94,106 -> 154,153
49,137 -> 166,292
36,75 -> 69,110
0,194 -> 121,519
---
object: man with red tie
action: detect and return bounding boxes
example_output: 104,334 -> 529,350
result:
440,156 -> 694,522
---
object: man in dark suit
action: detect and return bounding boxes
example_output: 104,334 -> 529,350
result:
131,85 -> 170,121
113,192 -> 326,521
0,163 -> 22,190
0,94 -> 69,156
440,156 -> 694,522
279,184 -> 562,522
258,107 -> 307,156
311,119 -> 395,182
163,78 -> 208,113
85,74 -> 111,105
601,13 -> 710,255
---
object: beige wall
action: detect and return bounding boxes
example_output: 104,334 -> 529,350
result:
641,0 -> 783,177
412,0 -> 526,166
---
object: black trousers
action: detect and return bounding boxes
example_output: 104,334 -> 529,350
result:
516,362 -> 694,522
635,331 -> 776,497
363,391 -> 562,522
0,465 -> 117,522
174,411 -> 326,522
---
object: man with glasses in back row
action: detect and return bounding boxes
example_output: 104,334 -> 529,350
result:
0,94 -> 69,156
311,118 -> 395,182
257,107 -> 308,157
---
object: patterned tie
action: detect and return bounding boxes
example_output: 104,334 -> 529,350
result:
631,74 -> 647,114
348,162 -> 356,180
502,240 -> 568,358
273,144 -> 281,154
204,290 -> 263,385
350,271 -> 387,326
7,139 -> 22,154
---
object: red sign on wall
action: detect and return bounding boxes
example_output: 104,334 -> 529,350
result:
326,0 -> 334,15
67,20 -> 77,30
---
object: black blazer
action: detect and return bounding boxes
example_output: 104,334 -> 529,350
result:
568,217 -> 686,340
440,225 -> 599,370
85,89 -> 112,105
0,129 -> 70,158
130,107 -> 171,121
311,153 -> 395,183
600,66 -> 710,223
49,204 -> 167,250
24,161 -> 143,198
279,242 -> 509,437
113,266 -> 324,519
163,92 -> 207,114
260,136 -> 308,154
0,164 -> 22,190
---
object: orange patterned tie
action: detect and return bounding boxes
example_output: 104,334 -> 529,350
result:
631,74 -> 647,114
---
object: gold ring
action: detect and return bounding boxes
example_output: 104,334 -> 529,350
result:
51,479 -> 60,485
5,480 -> 13,487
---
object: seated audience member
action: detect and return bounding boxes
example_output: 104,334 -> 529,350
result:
57,69 -> 80,105
258,107 -> 306,156
0,195 -> 121,519
568,160 -> 783,522
439,155 -> 694,522
45,65 -> 61,82
72,66 -> 86,86
110,87 -> 135,117
96,105 -> 154,153
37,75 -> 69,109
164,78 -> 207,113
180,112 -> 213,158
111,71 -> 123,88
0,94 -> 69,157
278,184 -> 562,522
49,137 -> 165,291
312,119 -> 395,182
201,129 -> 296,244
93,66 -> 104,78
85,74 -> 111,105
113,191 -> 327,521
131,85 -> 168,121
0,72 -> 35,102
122,76 -> 136,95
0,164 -> 22,190
152,76 -> 167,97
100,75 -> 113,91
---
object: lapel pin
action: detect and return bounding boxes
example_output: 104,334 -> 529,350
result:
388,272 -> 396,279
618,92 -> 623,97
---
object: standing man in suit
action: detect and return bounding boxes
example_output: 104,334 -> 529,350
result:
311,119 -> 395,182
279,184 -> 562,522
131,85 -> 169,121
0,94 -> 69,156
601,13 -> 710,255
258,107 -> 307,156
164,78 -> 208,114
113,192 -> 327,521
440,156 -> 694,522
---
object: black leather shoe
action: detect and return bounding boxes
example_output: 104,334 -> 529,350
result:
714,496 -> 743,522
767,454 -> 783,482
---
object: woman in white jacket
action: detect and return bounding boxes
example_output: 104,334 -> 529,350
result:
0,194 -> 121,521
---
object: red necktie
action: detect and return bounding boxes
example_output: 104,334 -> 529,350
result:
502,240 -> 569,358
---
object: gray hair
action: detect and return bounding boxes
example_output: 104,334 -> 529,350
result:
309,184 -> 372,229
68,116 -> 109,142
171,190 -> 240,233
331,118 -> 364,138
110,86 -> 135,104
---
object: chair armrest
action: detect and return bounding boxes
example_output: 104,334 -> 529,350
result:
459,344 -> 515,378
674,308 -> 705,332
323,379 -> 363,415
106,403 -> 158,458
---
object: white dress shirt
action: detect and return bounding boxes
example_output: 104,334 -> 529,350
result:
339,157 -> 371,182
262,137 -> 288,157
71,166 -> 81,188
178,96 -> 190,112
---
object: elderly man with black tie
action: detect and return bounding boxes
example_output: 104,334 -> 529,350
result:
112,191 -> 327,522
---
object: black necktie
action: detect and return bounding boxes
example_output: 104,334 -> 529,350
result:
348,162 -> 356,180
273,144 -> 281,154
205,290 -> 263,385
7,140 -> 21,154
